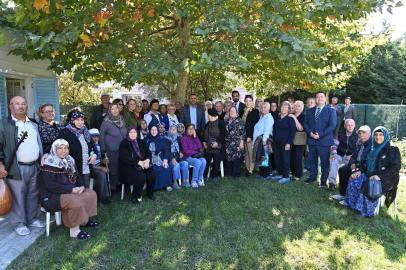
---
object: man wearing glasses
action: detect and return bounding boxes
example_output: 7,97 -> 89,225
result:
0,96 -> 45,235
90,92 -> 110,130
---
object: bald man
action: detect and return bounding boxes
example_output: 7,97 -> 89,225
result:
0,96 -> 45,235
327,119 -> 358,191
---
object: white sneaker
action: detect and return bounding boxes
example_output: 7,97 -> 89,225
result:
166,186 -> 173,192
197,181 -> 205,187
15,226 -> 31,236
339,200 -> 349,206
332,194 -> 345,200
28,220 -> 46,228
191,181 -> 198,188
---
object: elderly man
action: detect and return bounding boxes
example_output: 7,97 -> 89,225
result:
255,98 -> 264,110
0,96 -> 45,235
333,125 -> 372,201
327,119 -> 358,191
90,92 -> 110,129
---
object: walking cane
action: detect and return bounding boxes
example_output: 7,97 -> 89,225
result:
104,152 -> 112,196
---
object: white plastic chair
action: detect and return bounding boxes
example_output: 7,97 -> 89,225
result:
207,160 -> 225,179
374,193 -> 398,216
121,184 -> 134,200
46,211 -> 61,236
89,178 -> 95,190
188,165 -> 204,184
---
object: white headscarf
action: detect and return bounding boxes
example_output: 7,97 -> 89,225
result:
43,139 -> 77,183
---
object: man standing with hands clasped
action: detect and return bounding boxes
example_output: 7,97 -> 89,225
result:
0,96 -> 45,236
303,92 -> 337,188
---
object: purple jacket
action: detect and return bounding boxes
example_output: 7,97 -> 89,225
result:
181,133 -> 202,159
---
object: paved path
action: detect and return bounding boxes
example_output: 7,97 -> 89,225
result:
0,211 -> 46,270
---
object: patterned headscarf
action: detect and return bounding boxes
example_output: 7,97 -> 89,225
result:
104,104 -> 125,128
177,123 -> 185,138
139,119 -> 149,137
44,139 -> 78,184
66,110 -> 91,143
165,125 -> 180,153
126,126 -> 143,160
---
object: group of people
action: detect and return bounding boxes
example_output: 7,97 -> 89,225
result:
0,91 -> 401,240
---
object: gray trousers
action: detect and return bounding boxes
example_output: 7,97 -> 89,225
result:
328,155 -> 349,184
92,168 -> 110,198
6,164 -> 39,229
108,151 -> 119,191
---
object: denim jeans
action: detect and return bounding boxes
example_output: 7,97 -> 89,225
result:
186,157 -> 206,181
170,160 -> 189,181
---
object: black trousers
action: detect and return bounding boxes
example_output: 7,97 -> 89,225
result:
227,158 -> 242,178
270,152 -> 276,171
204,151 -> 220,178
274,143 -> 291,178
338,164 -> 352,196
127,168 -> 156,199
290,145 -> 305,179
259,165 -> 271,177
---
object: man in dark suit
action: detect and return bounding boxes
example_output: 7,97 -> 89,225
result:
303,91 -> 337,188
180,94 -> 205,137
232,90 -> 246,117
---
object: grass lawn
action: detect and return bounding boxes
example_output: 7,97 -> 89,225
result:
7,172 -> 406,270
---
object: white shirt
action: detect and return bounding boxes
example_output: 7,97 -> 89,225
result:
12,115 -> 40,163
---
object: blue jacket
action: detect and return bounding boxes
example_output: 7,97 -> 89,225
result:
303,106 -> 336,146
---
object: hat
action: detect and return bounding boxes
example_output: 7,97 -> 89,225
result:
89,128 -> 100,136
357,125 -> 371,133
100,92 -> 110,98
208,108 -> 218,117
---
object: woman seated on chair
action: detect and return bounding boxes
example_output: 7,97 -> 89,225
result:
181,123 -> 207,188
344,126 -> 401,217
119,126 -> 156,204
38,139 -> 98,239
164,125 -> 190,188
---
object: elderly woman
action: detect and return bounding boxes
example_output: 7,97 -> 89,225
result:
177,123 -> 185,138
122,99 -> 140,128
242,95 -> 260,177
202,108 -> 226,181
162,104 -> 179,131
165,125 -> 190,188
272,101 -> 296,183
344,126 -> 401,217
139,119 -> 149,139
255,98 -> 264,110
225,107 -> 246,179
58,110 -> 97,188
99,104 -> 127,192
119,126 -> 156,203
214,101 -> 225,120
159,104 -> 167,117
144,126 -> 172,191
37,103 -> 64,154
252,102 -> 274,180
204,100 -> 213,123
289,100 -> 305,181
181,123 -> 207,187
223,100 -> 233,122
38,139 -> 98,239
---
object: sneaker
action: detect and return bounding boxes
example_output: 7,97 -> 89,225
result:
166,186 -> 173,192
319,182 -> 327,188
15,226 -> 30,236
293,177 -> 300,181
204,177 -> 209,182
271,176 -> 282,180
339,200 -> 349,206
278,178 -> 291,184
213,176 -> 220,180
101,197 -> 111,206
271,170 -> 277,175
259,176 -> 271,180
197,181 -> 205,187
332,194 -> 345,200
304,179 -> 316,184
182,182 -> 191,187
28,220 -> 46,228
173,185 -> 181,190
303,169 -> 308,173
191,181 -> 198,188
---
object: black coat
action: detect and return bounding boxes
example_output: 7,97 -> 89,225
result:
336,128 -> 358,156
243,108 -> 260,141
349,137 -> 373,169
37,165 -> 84,213
118,138 -> 153,185
360,141 -> 401,207
203,119 -> 227,161
58,129 -> 97,177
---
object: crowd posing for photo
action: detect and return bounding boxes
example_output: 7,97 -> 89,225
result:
0,91 -> 401,240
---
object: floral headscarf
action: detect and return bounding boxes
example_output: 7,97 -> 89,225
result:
66,110 -> 91,143
139,119 -> 149,138
44,139 -> 78,184
165,125 -> 180,153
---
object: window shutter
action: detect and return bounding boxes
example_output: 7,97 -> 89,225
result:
0,72 -> 7,118
33,78 -> 60,121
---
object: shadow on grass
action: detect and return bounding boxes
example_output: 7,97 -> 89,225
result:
6,173 -> 406,269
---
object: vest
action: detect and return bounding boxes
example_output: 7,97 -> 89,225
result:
337,129 -> 358,156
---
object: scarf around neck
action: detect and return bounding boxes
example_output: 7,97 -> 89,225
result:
104,110 -> 125,128
125,126 -> 143,160
66,110 -> 91,143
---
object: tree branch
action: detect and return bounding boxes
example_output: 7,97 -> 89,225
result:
147,26 -> 176,36
160,15 -> 175,20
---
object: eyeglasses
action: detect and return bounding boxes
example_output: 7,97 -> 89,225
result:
136,105 -> 142,107
117,103 -> 124,106
11,102 -> 27,107
43,110 -> 55,114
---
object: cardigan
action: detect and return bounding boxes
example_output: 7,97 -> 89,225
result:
242,108 -> 260,141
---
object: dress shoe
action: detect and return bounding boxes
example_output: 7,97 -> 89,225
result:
101,197 -> 111,206
304,179 -> 316,184
319,182 -> 327,188
329,183 -> 335,191
148,195 -> 157,202
131,197 -> 141,204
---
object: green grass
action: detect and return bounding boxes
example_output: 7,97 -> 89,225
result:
7,172 -> 406,270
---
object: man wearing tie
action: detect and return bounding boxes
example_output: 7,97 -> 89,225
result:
232,90 -> 246,117
303,92 -> 337,188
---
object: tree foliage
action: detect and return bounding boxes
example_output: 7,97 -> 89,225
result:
0,0 -> 401,104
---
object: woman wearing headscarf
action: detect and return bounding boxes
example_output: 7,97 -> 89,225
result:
58,110 -> 97,189
225,106 -> 246,179
38,139 -> 98,239
158,122 -> 167,138
162,104 -> 179,131
165,125 -> 190,188
119,126 -> 156,204
177,123 -> 185,138
144,125 -> 173,191
99,104 -> 127,192
204,100 -> 213,123
37,103 -> 64,154
181,123 -> 206,188
202,108 -> 226,181
139,119 -> 149,139
344,126 -> 401,217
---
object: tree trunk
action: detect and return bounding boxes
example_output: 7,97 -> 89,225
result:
174,17 -> 190,105
326,90 -> 330,104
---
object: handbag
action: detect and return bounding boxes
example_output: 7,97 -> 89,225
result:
293,131 -> 307,146
360,177 -> 382,203
258,147 -> 269,167
191,153 -> 204,159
